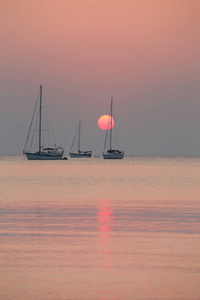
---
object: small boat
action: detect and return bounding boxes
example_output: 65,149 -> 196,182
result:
103,98 -> 124,159
23,85 -> 64,160
69,121 -> 92,158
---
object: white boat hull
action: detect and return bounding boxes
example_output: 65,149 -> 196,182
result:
25,153 -> 63,160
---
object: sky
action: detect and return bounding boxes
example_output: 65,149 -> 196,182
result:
0,0 -> 200,155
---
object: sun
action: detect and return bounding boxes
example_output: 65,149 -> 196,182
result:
98,115 -> 115,130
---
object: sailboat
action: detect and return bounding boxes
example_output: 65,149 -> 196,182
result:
23,85 -> 64,160
69,121 -> 92,158
103,98 -> 124,159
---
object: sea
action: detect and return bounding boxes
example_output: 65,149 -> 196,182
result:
0,155 -> 199,300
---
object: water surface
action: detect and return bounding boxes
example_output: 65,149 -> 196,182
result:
0,156 -> 199,299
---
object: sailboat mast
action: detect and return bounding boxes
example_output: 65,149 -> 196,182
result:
110,97 -> 113,151
78,121 -> 81,153
39,85 -> 42,154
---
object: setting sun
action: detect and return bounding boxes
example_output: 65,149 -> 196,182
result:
98,115 -> 115,130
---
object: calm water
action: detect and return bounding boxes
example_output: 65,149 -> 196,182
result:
0,156 -> 200,300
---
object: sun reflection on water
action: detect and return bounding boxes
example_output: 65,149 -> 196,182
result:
97,203 -> 114,233
97,200 -> 115,272
97,200 -> 116,298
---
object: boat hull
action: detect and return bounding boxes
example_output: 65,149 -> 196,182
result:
69,153 -> 92,158
103,152 -> 124,159
25,153 -> 63,160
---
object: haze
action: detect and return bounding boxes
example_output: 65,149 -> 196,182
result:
0,0 -> 200,155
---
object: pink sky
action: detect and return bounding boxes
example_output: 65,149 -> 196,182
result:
0,0 -> 200,155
